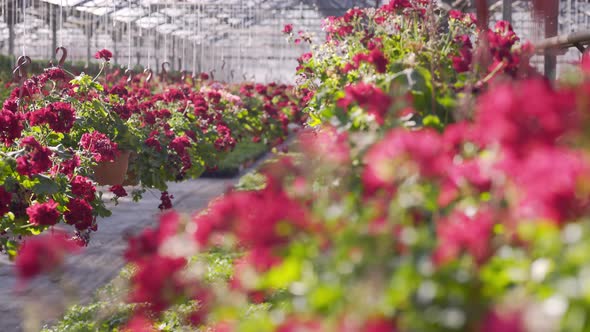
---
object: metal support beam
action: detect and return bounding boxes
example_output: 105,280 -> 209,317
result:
534,30 -> 590,53
544,0 -> 559,80
532,0 -> 559,79
502,0 -> 512,22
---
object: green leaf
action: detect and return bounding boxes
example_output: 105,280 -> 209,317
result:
422,115 -> 443,130
309,284 -> 342,313
32,175 -> 60,195
263,257 -> 302,290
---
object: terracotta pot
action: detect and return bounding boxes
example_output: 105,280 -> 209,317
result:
122,152 -> 140,186
122,168 -> 140,186
93,151 -> 131,186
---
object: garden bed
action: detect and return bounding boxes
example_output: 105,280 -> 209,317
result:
201,141 -> 269,178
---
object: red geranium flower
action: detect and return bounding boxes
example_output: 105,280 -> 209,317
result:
16,137 -> 53,177
337,82 -> 392,124
71,175 -> 96,201
449,9 -> 463,19
46,102 -> 76,133
79,131 -> 120,162
0,108 -> 23,146
64,198 -> 94,231
26,200 -> 60,226
129,255 -> 187,313
110,185 -> 128,197
54,154 -> 80,178
15,231 -> 81,281
158,191 -> 174,211
282,24 -> 294,34
44,67 -> 67,81
94,49 -> 113,62
0,186 -> 11,216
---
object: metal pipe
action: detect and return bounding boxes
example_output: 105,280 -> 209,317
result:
533,30 -> 590,51
502,0 -> 512,22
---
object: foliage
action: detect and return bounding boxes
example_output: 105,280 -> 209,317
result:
51,2 -> 590,332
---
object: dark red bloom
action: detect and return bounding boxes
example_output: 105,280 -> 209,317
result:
71,176 -> 96,201
0,186 -> 11,216
26,200 -> 60,226
110,185 -> 128,197
169,135 -> 191,155
158,191 -> 174,211
214,124 -> 236,152
112,104 -> 133,120
452,35 -> 473,73
15,231 -> 81,281
369,48 -> 389,73
16,137 -> 53,177
55,154 -> 80,178
109,85 -> 129,97
94,49 -> 113,62
79,131 -> 120,162
164,89 -> 185,102
44,67 -> 67,81
46,102 -> 76,133
0,108 -> 23,146
145,136 -> 162,152
64,198 -> 94,231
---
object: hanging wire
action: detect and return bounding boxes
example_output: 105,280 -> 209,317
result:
199,2 -> 203,74
192,3 -> 197,75
147,4 -> 151,69
211,4 -> 215,73
239,0 -> 244,79
22,0 -> 26,56
127,0 -> 131,69
182,10 -> 186,72
103,2 -> 107,49
59,0 -> 63,47
164,2 -> 168,64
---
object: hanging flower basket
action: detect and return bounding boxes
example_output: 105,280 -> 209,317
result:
122,152 -> 140,186
93,151 -> 131,186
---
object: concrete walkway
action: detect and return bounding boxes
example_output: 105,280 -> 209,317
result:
0,177 -> 239,332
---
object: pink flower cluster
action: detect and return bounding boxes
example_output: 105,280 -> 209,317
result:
15,232 -> 81,281
337,82 -> 392,124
